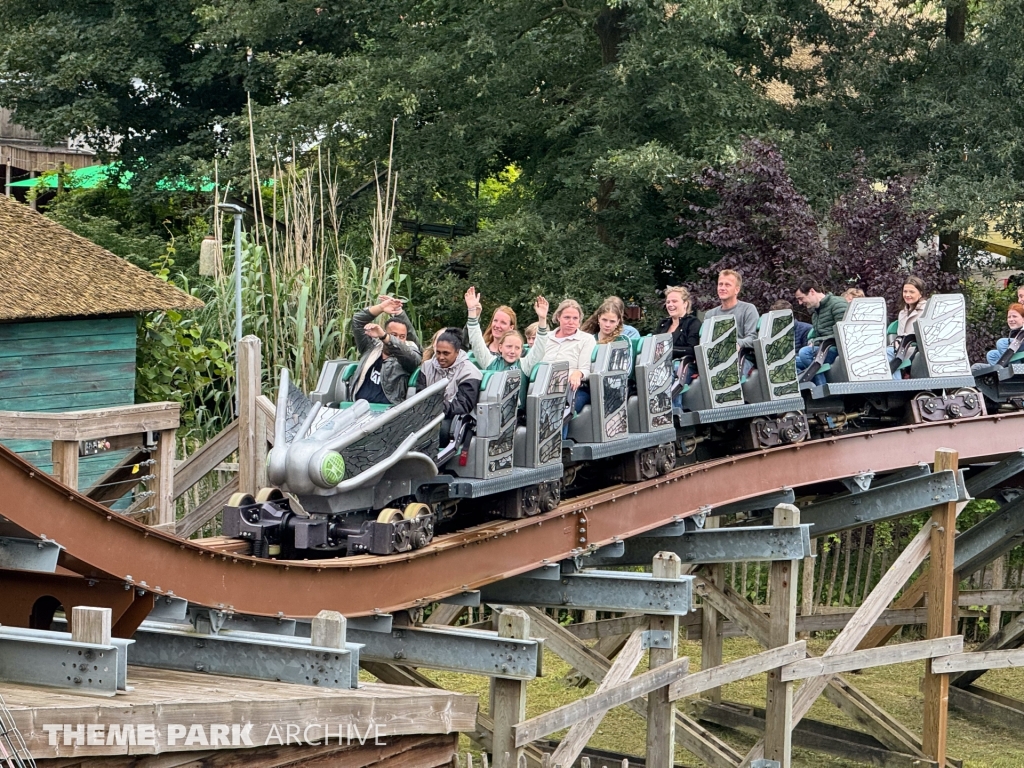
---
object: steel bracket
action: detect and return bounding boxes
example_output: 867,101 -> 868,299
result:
842,471 -> 875,493
642,629 -> 674,650
440,590 -> 482,607
709,488 -> 795,518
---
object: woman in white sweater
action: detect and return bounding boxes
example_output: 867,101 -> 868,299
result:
543,299 -> 597,414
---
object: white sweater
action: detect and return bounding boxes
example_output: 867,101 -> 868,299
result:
542,330 -> 597,374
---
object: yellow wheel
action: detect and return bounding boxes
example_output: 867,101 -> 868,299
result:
376,507 -> 404,524
403,503 -> 435,549
227,492 -> 256,507
402,503 -> 432,520
255,487 -> 284,503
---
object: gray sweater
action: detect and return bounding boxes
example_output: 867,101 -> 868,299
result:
704,301 -> 760,349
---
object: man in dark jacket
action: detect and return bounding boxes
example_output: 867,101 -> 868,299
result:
793,277 -> 848,386
351,296 -> 422,405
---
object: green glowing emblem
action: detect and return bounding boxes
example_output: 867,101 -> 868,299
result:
320,452 -> 346,485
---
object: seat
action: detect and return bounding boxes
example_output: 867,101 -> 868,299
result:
514,361 -> 569,468
741,309 -> 800,402
680,314 -> 744,412
444,368 -> 521,478
627,334 -> 675,433
310,359 -> 357,405
566,339 -> 633,443
825,297 -> 891,383
910,293 -> 971,378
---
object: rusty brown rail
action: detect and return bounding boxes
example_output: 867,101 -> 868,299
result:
2,414 -> 1022,620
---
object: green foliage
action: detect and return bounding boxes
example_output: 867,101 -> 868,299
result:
136,248 -> 234,438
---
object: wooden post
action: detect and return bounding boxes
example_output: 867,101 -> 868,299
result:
311,610 -> 347,649
71,606 -> 111,646
51,439 -> 79,491
492,608 -> 529,764
991,556 -> 1005,634
800,538 -> 817,640
647,552 -> 680,768
923,448 -> 958,764
237,335 -> 261,496
765,503 -> 799,767
701,516 -> 724,703
255,399 -> 269,489
152,428 -> 176,528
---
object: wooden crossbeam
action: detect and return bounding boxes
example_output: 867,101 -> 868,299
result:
667,642 -> 806,702
550,629 -> 646,767
932,647 -> 1024,675
521,606 -> 743,768
740,516 -> 937,766
514,657 -> 691,747
781,636 -> 962,681
0,402 -> 180,441
951,609 -> 1024,688
173,421 -> 239,499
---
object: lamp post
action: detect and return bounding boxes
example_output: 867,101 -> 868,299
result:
217,203 -> 246,345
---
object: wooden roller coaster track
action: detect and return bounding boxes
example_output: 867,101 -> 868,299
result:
1,413 -> 1022,623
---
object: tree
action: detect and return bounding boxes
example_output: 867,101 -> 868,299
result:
672,139 -> 957,321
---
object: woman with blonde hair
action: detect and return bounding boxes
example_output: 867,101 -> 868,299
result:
541,298 -> 597,417
464,287 -> 517,355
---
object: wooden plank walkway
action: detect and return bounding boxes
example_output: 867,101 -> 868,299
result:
4,666 -> 476,762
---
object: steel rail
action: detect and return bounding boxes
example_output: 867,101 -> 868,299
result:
1,414 -> 1022,620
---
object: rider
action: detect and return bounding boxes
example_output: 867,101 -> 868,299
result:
794,277 -> 848,386
704,269 -> 759,375
984,303 -> 1024,366
350,296 -> 422,405
421,329 -> 483,446
465,288 -> 549,374
886,276 -> 928,379
770,299 -> 811,351
583,297 -> 628,344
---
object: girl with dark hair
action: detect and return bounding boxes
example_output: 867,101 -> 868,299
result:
421,328 -> 483,423
582,297 -> 626,344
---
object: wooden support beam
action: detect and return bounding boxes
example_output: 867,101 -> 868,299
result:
51,439 -> 78,491
923,448 -> 958,766
550,629 -> 645,768
647,552 -> 680,768
152,428 -> 176,528
668,642 -> 806,703
782,636 -> 963,681
932,647 -> 1024,674
857,577 -> 927,651
521,606 -> 743,768
741,502 -> 937,766
949,684 -> 1024,732
702,515 -> 725,704
0,402 -> 180,441
821,677 -> 936,761
515,655 -> 691,747
800,537 -> 817,640
426,603 -> 468,626
172,421 -> 239,499
563,614 -> 648,641
951,608 -> 1024,688
493,609 -> 530,763
175,476 -> 239,539
236,335 -> 261,496
766,503 -> 799,767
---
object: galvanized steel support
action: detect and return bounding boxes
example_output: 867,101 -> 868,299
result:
587,525 -> 811,567
0,536 -> 61,573
481,569 -> 694,615
955,494 -> 1024,576
0,626 -> 131,694
800,470 -> 967,537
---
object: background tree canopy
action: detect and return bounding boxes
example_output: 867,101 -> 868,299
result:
3,0 -> 1024,332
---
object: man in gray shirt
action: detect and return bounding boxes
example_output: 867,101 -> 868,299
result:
703,269 -> 759,348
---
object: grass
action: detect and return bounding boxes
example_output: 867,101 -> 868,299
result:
412,634 -> 1024,767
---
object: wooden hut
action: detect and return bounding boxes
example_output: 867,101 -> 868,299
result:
0,193 -> 203,490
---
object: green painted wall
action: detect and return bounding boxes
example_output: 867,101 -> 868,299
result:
0,316 -> 137,493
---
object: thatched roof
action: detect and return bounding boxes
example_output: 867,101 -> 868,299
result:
0,194 -> 204,321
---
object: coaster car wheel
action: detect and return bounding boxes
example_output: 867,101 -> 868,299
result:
377,507 -> 412,553
403,503 -> 436,549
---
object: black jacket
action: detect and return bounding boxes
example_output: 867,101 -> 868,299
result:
656,315 -> 702,360
447,380 -> 480,419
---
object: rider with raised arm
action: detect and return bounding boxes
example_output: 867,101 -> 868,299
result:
465,287 -> 550,375
350,296 -> 422,405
